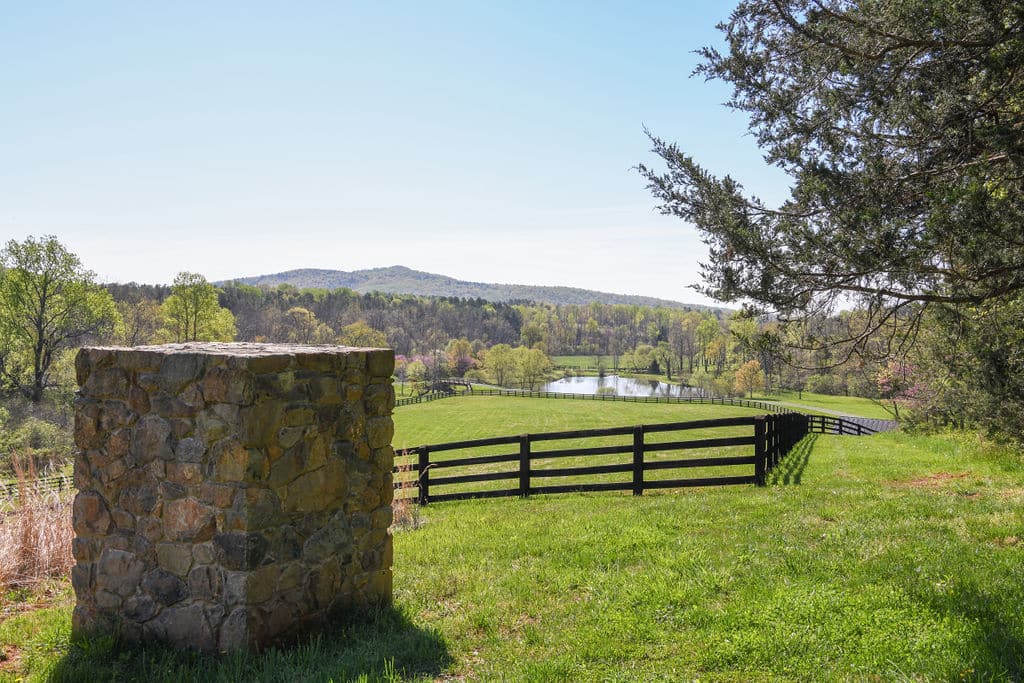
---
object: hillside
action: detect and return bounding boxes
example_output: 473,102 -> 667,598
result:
226,266 -> 716,310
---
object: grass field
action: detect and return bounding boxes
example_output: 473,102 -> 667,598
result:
392,396 -> 768,497
392,395 -> 763,449
2,399 -> 1022,681
752,390 -> 897,419
551,355 -> 615,370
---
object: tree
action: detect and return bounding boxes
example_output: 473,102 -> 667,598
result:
445,338 -> 475,377
0,236 -> 118,402
338,320 -> 388,348
159,272 -> 236,343
481,343 -> 516,386
734,360 -> 765,398
640,1 -> 1024,356
393,355 -> 410,393
282,307 -> 333,344
406,359 -> 427,385
115,298 -> 162,346
695,315 -> 721,373
653,341 -> 674,379
514,347 -> 552,391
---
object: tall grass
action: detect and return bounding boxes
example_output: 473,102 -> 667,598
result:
390,453 -> 424,532
0,453 -> 74,592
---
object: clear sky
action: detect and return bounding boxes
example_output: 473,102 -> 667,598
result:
1,1 -> 789,307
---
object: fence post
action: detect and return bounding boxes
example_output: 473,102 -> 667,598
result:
418,446 -> 430,506
519,434 -> 531,497
632,425 -> 644,496
754,416 -> 767,486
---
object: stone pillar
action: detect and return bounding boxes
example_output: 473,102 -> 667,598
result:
71,343 -> 395,652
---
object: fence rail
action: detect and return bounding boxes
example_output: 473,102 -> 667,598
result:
395,412 -> 830,505
0,474 -> 74,502
1,414 -> 875,503
807,415 -> 881,435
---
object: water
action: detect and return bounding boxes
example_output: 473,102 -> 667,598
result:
537,374 -> 704,398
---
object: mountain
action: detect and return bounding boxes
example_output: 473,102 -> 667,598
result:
226,266 -> 716,310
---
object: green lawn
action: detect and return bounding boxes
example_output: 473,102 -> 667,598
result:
551,355 -> 615,370
392,383 -> 419,398
752,389 -> 897,420
2,400 -> 1022,681
393,396 -> 766,496
392,394 -> 762,449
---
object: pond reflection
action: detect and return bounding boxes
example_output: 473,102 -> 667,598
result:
538,374 -> 704,398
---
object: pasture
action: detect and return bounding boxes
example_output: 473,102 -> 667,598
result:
392,394 -> 764,449
551,355 -> 615,371
1,398 -> 1022,681
753,390 -> 897,420
393,396 -> 772,499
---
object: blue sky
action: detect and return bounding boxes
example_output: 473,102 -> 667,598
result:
1,2 -> 789,306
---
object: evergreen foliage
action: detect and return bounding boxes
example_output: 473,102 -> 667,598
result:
640,0 -> 1024,437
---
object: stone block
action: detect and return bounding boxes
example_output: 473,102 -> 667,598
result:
72,343 -> 395,652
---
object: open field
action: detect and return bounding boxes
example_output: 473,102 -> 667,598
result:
393,396 -> 769,497
2,398 -> 1021,681
393,395 -> 763,449
551,355 -> 617,371
753,390 -> 896,420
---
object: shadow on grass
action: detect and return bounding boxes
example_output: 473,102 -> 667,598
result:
46,604 -> 450,683
769,434 -> 817,485
933,583 -> 1024,680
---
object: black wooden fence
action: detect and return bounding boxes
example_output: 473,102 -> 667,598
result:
807,415 -> 875,435
1,415 -> 874,504
393,412 -> 836,505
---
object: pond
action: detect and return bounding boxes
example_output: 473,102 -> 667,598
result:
537,374 -> 705,398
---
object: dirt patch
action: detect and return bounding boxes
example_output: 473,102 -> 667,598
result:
895,472 -> 972,489
0,581 -> 69,626
994,536 -> 1020,548
0,644 -> 23,673
0,597 -> 50,624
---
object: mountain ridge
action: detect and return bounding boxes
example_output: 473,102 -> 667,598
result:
225,266 -> 719,310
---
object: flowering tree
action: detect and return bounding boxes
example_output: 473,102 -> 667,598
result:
876,360 -> 933,420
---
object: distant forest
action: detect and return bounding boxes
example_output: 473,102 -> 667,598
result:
104,279 -> 884,404
106,280 -> 718,359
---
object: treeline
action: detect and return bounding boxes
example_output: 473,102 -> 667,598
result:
104,280 -> 890,402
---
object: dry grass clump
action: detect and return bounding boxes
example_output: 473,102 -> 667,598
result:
391,453 -> 424,531
0,453 -> 74,593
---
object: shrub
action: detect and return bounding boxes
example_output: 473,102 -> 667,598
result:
805,374 -> 839,395
4,416 -> 74,475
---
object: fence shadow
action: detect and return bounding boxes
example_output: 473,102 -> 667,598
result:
929,582 -> 1024,679
768,434 -> 817,485
46,604 -> 451,683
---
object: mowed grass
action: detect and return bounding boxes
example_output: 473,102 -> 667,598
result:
2,399 -> 1022,681
393,396 -> 765,496
754,390 -> 896,420
392,394 -> 762,448
551,355 -> 615,370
